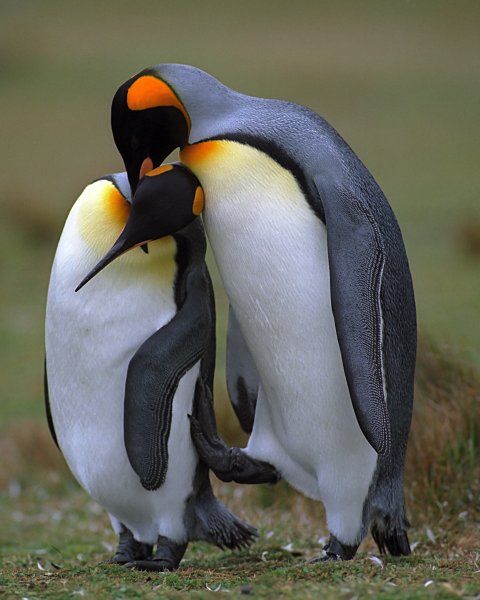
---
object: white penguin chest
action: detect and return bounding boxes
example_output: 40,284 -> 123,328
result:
181,139 -> 378,525
182,141 -> 349,432
45,213 -> 179,484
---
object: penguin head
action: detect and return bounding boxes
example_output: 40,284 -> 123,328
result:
75,163 -> 204,291
111,64 -> 234,192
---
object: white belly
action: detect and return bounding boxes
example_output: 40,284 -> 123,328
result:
183,141 -> 377,536
45,227 -> 198,544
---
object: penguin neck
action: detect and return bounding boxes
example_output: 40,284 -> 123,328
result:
180,138 -> 302,221
157,64 -> 248,145
180,138 -> 311,294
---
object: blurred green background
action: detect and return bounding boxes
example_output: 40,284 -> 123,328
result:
1,0 -> 479,431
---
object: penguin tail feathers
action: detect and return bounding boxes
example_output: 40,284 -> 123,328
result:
207,506 -> 258,550
371,523 -> 411,556
193,487 -> 257,550
367,479 -> 411,556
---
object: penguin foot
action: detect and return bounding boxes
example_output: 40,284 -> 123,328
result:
189,414 -> 280,484
309,535 -> 358,562
109,526 -> 153,564
323,535 -> 358,560
124,558 -> 178,572
309,554 -> 340,563
125,535 -> 187,571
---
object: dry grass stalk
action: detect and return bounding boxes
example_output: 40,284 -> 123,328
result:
407,339 -> 479,522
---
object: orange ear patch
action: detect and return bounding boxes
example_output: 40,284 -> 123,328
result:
180,141 -> 220,166
127,75 -> 190,130
145,164 -> 174,177
192,186 -> 205,215
139,157 -> 154,179
105,185 -> 131,227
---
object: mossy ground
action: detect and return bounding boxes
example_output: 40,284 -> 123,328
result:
1,473 -> 479,599
2,346 -> 479,600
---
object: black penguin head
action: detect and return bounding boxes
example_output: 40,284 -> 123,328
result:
75,164 -> 203,291
112,64 -> 231,192
111,67 -> 190,192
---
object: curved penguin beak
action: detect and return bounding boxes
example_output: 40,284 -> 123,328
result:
76,163 -> 200,293
75,232 -> 147,292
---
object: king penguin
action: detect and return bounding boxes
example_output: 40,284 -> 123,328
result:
44,164 -> 259,571
108,64 -> 417,560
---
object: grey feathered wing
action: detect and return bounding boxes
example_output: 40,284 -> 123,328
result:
313,173 -> 391,456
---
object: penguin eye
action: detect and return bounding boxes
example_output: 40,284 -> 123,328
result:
130,135 -> 140,151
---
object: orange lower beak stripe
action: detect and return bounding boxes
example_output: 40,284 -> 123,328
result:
139,157 -> 154,180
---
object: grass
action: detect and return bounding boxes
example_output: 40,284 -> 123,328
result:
1,341 -> 479,598
1,0 -> 480,597
1,546 -> 479,599
1,498 -> 479,599
1,474 -> 479,599
407,340 -> 480,522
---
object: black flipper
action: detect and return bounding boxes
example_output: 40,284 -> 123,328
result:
124,266 -> 212,491
190,380 -> 280,485
43,357 -> 58,448
226,306 -> 259,433
313,174 -> 391,456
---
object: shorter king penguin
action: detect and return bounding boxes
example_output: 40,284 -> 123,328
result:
45,164 -> 262,571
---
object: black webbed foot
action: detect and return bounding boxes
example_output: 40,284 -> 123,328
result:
189,413 -> 280,484
125,558 -> 178,572
125,535 -> 187,571
323,535 -> 358,560
109,526 -> 153,564
309,535 -> 359,562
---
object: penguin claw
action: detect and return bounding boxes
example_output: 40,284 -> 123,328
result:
124,559 -> 177,572
308,554 -> 340,563
189,415 -> 280,485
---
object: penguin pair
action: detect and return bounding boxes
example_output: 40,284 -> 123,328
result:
105,64 -> 417,561
45,164 -> 275,571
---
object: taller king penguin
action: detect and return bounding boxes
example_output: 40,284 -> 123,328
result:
110,64 -> 416,560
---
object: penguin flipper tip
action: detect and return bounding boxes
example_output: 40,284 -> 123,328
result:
189,415 -> 280,485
